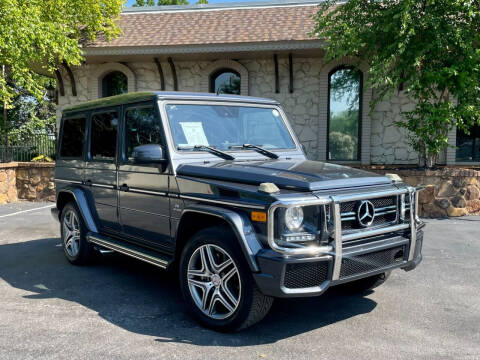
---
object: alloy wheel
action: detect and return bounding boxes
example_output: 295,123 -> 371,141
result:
63,210 -> 81,257
187,244 -> 242,320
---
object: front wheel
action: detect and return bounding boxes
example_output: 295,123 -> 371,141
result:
179,226 -> 273,332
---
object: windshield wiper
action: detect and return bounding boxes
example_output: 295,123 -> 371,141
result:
178,145 -> 235,161
229,144 -> 279,159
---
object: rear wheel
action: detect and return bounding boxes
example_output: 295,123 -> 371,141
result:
333,271 -> 391,295
179,226 -> 273,332
60,202 -> 94,265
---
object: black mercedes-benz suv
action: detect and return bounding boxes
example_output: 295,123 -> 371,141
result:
52,91 -> 424,331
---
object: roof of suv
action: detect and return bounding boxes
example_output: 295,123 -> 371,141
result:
62,91 -> 279,113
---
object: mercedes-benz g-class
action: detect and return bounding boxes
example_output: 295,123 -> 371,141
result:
52,91 -> 424,331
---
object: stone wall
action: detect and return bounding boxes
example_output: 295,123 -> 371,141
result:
2,161 -> 479,219
0,162 -> 55,204
364,166 -> 480,217
0,163 -> 18,204
57,56 -> 427,165
370,92 -> 419,164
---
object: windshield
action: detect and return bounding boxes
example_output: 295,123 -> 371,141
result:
165,104 -> 296,151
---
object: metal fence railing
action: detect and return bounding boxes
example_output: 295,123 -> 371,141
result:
0,133 -> 56,163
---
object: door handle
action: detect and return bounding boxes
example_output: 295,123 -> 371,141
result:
119,184 -> 129,192
84,180 -> 92,186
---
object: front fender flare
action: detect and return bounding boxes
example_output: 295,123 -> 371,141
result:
179,204 -> 263,272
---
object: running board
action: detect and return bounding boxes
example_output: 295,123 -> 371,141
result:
87,233 -> 172,269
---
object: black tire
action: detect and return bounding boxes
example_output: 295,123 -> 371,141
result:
60,202 -> 94,265
333,271 -> 391,295
179,225 -> 273,332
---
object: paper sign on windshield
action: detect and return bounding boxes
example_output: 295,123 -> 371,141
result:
180,122 -> 209,146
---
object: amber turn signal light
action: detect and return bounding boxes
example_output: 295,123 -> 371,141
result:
251,211 -> 267,222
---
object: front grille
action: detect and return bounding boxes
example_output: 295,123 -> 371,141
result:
339,245 -> 406,279
284,262 -> 329,289
340,196 -> 398,232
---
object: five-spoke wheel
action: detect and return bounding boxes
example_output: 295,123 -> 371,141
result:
62,209 -> 81,258
60,202 -> 93,265
180,225 -> 273,332
187,244 -> 241,320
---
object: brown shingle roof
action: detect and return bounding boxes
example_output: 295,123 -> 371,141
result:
90,4 -> 319,48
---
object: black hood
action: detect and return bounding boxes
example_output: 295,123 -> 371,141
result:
177,160 -> 392,192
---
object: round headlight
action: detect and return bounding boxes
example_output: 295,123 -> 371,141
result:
285,206 -> 304,231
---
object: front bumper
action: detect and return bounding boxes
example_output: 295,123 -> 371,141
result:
253,229 -> 423,298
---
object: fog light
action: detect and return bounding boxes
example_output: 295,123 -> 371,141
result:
281,233 -> 315,243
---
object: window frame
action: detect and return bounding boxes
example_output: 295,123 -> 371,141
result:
209,68 -> 241,95
455,125 -> 480,163
87,106 -> 121,164
58,113 -> 88,161
120,100 -> 167,166
326,65 -> 363,162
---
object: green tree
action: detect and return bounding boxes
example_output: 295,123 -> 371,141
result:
4,77 -> 57,141
132,0 -> 155,5
132,0 -> 206,6
0,0 -> 124,108
157,0 -> 188,5
312,0 -> 480,167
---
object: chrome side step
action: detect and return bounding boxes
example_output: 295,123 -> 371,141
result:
87,233 -> 171,269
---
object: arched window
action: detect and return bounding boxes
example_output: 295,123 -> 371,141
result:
101,71 -> 128,98
209,69 -> 241,95
328,66 -> 362,161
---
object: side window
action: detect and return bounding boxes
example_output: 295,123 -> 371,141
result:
90,111 -> 118,162
125,106 -> 163,162
60,116 -> 86,159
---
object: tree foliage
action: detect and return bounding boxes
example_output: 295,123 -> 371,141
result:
0,0 -> 124,108
313,0 -> 480,167
132,0 -> 189,5
132,0 -> 155,5
132,0 -> 206,6
0,74 -> 56,142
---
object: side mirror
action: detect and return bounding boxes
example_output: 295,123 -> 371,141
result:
132,144 -> 166,164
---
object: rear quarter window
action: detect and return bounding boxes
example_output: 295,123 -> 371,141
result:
60,116 -> 86,159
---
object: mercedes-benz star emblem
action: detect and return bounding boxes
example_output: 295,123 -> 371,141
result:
357,200 -> 375,227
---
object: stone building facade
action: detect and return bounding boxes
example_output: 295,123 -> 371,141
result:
53,0 -> 459,166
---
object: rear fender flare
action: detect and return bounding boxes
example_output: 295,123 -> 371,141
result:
57,186 -> 98,233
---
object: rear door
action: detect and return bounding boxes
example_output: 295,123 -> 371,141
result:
117,102 -> 172,251
84,107 -> 121,233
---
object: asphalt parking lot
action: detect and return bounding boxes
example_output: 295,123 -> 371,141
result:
0,202 -> 479,360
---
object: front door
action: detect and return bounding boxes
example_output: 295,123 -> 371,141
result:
117,102 -> 172,251
84,108 -> 120,233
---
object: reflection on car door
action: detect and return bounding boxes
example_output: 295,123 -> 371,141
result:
84,108 -> 120,232
117,102 -> 172,251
